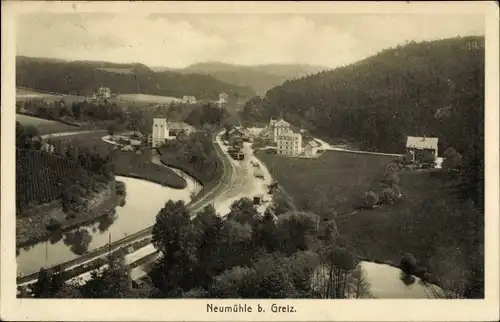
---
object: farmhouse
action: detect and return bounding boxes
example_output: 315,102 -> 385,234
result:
277,131 -> 302,157
182,96 -> 197,104
304,140 -> 320,157
95,86 -> 111,100
406,136 -> 439,162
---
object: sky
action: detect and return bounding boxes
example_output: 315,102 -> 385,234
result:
16,13 -> 485,69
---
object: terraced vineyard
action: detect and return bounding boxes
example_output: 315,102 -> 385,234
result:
16,148 -> 84,213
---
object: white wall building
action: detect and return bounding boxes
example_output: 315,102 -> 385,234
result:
277,132 -> 302,157
218,92 -> 228,108
152,118 -> 169,147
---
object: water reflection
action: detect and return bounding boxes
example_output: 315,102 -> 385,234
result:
97,211 -> 118,233
49,230 -> 63,244
63,229 -> 93,255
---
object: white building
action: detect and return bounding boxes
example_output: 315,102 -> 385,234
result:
405,136 -> 439,162
152,118 -> 169,148
277,132 -> 302,157
182,96 -> 197,104
95,86 -> 111,99
218,92 -> 228,108
304,140 -> 320,157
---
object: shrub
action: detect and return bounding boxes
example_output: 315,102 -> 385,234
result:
400,253 -> 418,275
362,191 -> 379,208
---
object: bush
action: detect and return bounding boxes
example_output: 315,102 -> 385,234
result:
400,253 -> 418,275
362,191 -> 379,208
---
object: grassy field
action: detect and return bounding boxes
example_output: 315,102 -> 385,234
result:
52,132 -> 187,189
16,114 -> 79,134
256,150 -> 484,293
16,87 -> 87,104
256,150 -> 394,215
115,93 -> 182,104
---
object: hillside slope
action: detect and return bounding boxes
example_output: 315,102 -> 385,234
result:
154,62 -> 326,95
16,57 -> 255,101
245,36 -> 484,155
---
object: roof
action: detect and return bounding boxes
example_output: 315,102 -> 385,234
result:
406,136 -> 438,150
307,140 -> 320,148
168,122 -> 194,131
274,119 -> 290,127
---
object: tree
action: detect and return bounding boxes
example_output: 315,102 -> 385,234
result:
251,209 -> 279,253
151,200 -> 196,294
32,268 -> 53,298
226,197 -> 259,225
442,147 -> 463,171
81,250 -> 135,298
210,266 -> 256,298
275,212 -> 320,255
191,205 -> 224,287
316,245 -> 358,298
400,252 -> 418,276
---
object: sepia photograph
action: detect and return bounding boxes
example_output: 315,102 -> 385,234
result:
1,1 -> 499,321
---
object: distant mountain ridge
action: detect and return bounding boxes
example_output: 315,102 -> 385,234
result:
16,56 -> 255,101
152,62 -> 328,95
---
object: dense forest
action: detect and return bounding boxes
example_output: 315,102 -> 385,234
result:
243,36 -> 485,208
16,56 -> 255,101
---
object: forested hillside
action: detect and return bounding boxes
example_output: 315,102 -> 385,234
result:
244,36 -> 485,208
16,57 -> 255,101
155,62 -> 326,95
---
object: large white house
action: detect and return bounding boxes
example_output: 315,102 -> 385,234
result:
277,131 -> 302,157
405,136 -> 439,162
304,140 -> 320,157
217,92 -> 228,108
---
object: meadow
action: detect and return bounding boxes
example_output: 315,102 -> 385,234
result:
16,114 -> 79,135
115,93 -> 182,105
256,149 -> 394,215
16,87 -> 87,104
256,149 -> 484,294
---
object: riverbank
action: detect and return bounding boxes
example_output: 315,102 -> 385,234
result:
17,180 -> 125,249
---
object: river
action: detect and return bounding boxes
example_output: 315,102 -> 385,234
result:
16,172 -> 201,277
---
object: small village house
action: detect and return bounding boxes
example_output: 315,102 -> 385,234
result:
277,131 -> 303,157
182,96 -> 197,104
304,140 -> 320,157
405,136 -> 439,162
95,86 -> 111,99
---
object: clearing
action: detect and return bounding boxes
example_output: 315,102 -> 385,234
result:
16,114 -> 79,135
256,149 -> 394,214
115,94 -> 182,105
